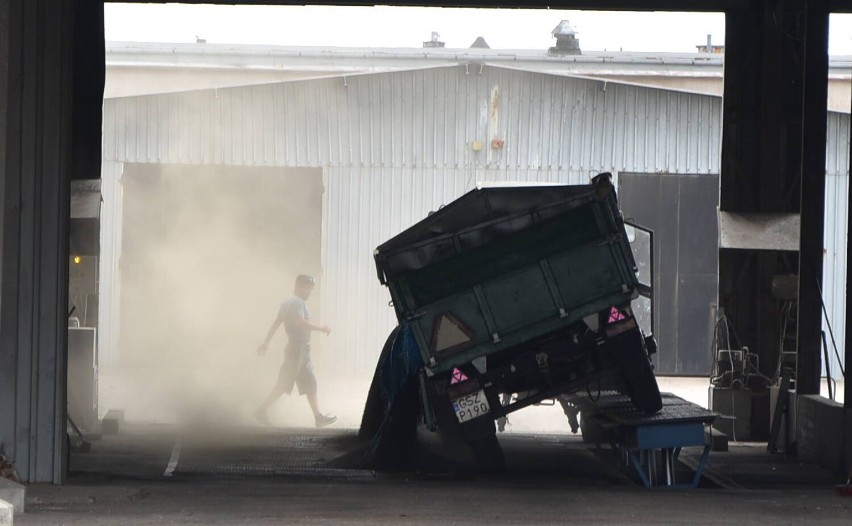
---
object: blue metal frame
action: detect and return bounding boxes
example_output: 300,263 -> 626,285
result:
573,392 -> 717,489
631,422 -> 707,449
624,421 -> 712,489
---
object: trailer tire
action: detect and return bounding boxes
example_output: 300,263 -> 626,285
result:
621,352 -> 662,414
429,374 -> 506,473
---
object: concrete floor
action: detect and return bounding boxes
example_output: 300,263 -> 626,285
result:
16,414 -> 852,525
17,473 -> 852,525
25,369 -> 845,524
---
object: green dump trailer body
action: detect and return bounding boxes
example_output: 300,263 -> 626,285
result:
374,177 -> 640,375
366,175 -> 661,471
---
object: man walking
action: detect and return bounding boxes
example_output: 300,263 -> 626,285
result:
255,274 -> 337,428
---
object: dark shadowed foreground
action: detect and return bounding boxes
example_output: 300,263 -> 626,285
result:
14,423 -> 852,525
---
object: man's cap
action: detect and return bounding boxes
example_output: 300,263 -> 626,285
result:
296,274 -> 316,286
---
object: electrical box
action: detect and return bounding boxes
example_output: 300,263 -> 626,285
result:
711,387 -> 752,441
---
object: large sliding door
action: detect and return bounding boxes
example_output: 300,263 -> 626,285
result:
619,173 -> 719,375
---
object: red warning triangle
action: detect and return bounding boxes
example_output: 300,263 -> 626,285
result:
451,368 -> 469,384
608,306 -> 626,323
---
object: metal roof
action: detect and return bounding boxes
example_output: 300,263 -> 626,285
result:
105,41 -> 728,73
103,42 -> 852,111
105,41 -> 850,77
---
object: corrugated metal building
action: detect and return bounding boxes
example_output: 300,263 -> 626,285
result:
99,61 -> 850,376
823,111 -> 851,378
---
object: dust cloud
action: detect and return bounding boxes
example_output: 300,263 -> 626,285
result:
104,162 -> 366,433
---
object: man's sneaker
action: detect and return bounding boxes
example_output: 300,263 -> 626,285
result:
315,414 -> 337,428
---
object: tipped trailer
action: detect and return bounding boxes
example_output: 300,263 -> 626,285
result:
363,173 -> 662,470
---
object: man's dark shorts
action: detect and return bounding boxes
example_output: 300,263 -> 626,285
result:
277,343 -> 317,396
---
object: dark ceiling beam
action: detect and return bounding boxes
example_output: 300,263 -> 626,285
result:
102,0 -> 852,13
102,0 -> 749,12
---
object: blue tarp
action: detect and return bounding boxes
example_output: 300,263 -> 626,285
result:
362,322 -> 424,467
378,322 -> 423,411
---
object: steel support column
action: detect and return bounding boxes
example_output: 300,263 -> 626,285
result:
720,0 -> 830,436
0,0 -> 103,483
796,0 -> 830,396
846,16 -> 852,479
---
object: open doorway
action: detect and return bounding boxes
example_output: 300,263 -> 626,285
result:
67,3 -> 732,481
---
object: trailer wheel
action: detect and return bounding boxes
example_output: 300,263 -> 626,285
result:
429,374 -> 506,473
621,351 -> 662,414
606,322 -> 663,414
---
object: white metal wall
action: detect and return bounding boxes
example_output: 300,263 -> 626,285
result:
102,66 -> 722,172
98,161 -> 124,366
822,111 -> 851,379
100,64 -> 848,373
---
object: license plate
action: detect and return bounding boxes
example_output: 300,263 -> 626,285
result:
452,390 -> 490,423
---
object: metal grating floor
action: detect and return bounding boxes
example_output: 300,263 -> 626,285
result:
569,391 -> 717,426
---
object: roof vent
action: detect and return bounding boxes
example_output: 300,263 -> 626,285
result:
423,31 -> 445,48
696,34 -> 724,54
470,36 -> 490,49
549,20 -> 581,56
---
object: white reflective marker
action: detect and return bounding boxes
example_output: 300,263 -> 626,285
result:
163,442 -> 182,477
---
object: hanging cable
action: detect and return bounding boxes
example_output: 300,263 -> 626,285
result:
807,257 -> 846,380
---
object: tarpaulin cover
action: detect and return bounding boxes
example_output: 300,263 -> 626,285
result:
375,184 -> 604,279
359,322 -> 424,468
378,322 -> 424,411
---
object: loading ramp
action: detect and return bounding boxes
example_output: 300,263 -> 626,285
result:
571,392 -> 717,488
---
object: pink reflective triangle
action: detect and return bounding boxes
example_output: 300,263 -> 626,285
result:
608,306 -> 626,323
450,367 -> 469,384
